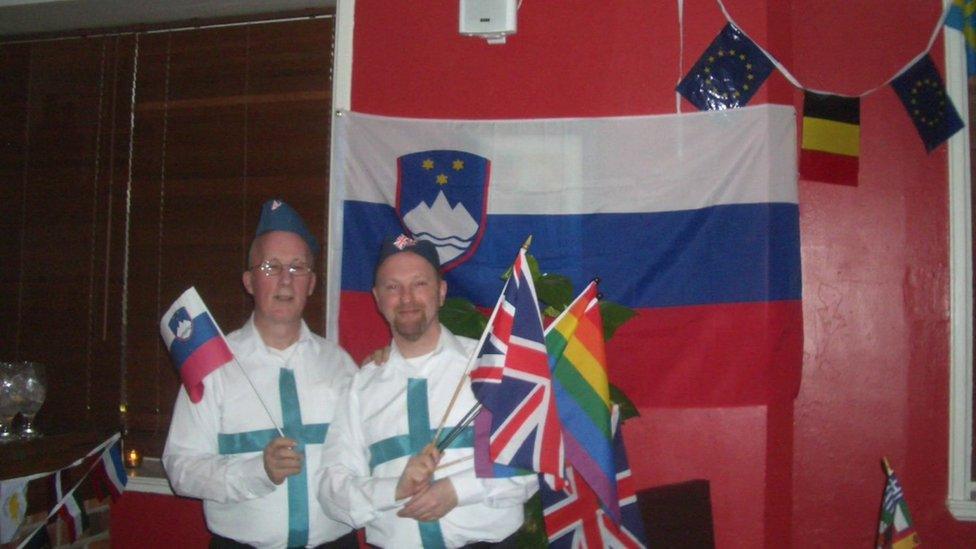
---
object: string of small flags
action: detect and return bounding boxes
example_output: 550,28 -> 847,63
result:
0,433 -> 127,547
677,0 -> 965,186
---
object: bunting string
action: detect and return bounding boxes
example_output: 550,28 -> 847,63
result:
0,433 -> 125,547
713,0 -> 954,97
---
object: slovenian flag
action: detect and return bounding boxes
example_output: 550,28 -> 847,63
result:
159,287 -> 234,403
328,105 -> 802,407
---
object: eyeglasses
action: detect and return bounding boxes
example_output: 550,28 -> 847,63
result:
250,259 -> 313,277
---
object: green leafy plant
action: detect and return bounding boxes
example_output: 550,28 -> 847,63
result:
438,253 -> 640,545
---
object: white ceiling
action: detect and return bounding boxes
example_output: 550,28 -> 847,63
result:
0,0 -> 336,38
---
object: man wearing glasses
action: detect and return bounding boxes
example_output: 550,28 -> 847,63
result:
163,199 -> 359,548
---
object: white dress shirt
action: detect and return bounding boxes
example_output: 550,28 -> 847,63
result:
163,316 -> 357,548
317,326 -> 538,549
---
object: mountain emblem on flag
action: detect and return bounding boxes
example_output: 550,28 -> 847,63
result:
396,149 -> 490,271
169,308 -> 194,341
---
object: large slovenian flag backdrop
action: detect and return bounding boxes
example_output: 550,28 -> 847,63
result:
327,105 -> 802,407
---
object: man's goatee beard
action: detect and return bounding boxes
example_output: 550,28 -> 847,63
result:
394,318 -> 427,342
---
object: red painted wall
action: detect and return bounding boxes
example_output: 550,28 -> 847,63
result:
788,2 -> 976,547
110,492 -> 209,547
112,1 -> 976,547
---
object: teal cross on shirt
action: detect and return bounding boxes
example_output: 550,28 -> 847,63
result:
218,368 -> 328,548
367,378 -> 475,549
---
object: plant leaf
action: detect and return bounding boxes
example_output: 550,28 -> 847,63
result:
525,252 -> 542,281
439,297 -> 488,339
542,305 -> 562,319
610,383 -> 641,421
600,300 -> 636,341
515,492 -> 547,546
536,273 -> 574,312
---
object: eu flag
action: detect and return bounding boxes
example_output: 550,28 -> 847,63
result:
891,54 -> 965,152
676,23 -> 774,111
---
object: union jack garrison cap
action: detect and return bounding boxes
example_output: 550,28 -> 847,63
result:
375,234 -> 441,279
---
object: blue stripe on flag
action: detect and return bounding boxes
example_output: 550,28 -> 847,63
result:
341,200 -> 800,308
168,313 -> 223,368
554,388 -> 615,481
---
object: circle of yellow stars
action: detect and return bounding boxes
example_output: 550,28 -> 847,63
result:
907,77 -> 947,128
421,157 -> 466,185
701,48 -> 755,103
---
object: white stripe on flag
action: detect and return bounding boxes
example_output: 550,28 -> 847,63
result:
0,477 -> 29,544
334,105 -> 797,214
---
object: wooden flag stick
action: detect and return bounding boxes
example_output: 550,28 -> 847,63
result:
435,454 -> 474,472
436,402 -> 483,451
430,289 -> 505,447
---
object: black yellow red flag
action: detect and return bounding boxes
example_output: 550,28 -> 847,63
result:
800,91 -> 860,186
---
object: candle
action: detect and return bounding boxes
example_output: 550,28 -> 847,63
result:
125,448 -> 142,468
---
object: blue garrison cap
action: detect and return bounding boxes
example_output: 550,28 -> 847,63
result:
255,199 -> 320,256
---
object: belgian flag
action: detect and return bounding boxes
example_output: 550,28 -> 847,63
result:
800,91 -> 860,186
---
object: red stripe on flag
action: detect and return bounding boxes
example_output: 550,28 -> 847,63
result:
57,505 -> 77,541
493,307 -> 514,342
91,462 -> 122,501
799,149 -> 858,186
181,337 -> 234,402
470,367 -> 504,382
607,300 -> 803,407
340,291 -> 801,408
339,292 -> 391,363
505,345 -> 548,375
490,386 -> 545,456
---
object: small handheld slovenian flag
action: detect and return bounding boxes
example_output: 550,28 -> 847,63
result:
159,287 -> 234,403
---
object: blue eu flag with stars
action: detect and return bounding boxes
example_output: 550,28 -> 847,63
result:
676,23 -> 774,111
891,54 -> 965,153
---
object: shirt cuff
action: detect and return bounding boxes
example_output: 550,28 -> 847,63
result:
449,477 -> 486,507
236,454 -> 277,497
371,477 -> 402,512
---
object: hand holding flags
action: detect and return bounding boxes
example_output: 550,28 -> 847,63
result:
159,287 -> 234,403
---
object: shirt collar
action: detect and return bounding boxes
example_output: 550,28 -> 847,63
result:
237,314 -> 315,359
389,324 -> 467,376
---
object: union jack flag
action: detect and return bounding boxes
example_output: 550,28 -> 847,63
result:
541,406 -> 648,548
470,246 -> 565,490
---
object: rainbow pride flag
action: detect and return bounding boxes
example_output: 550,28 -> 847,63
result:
545,281 -> 619,522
